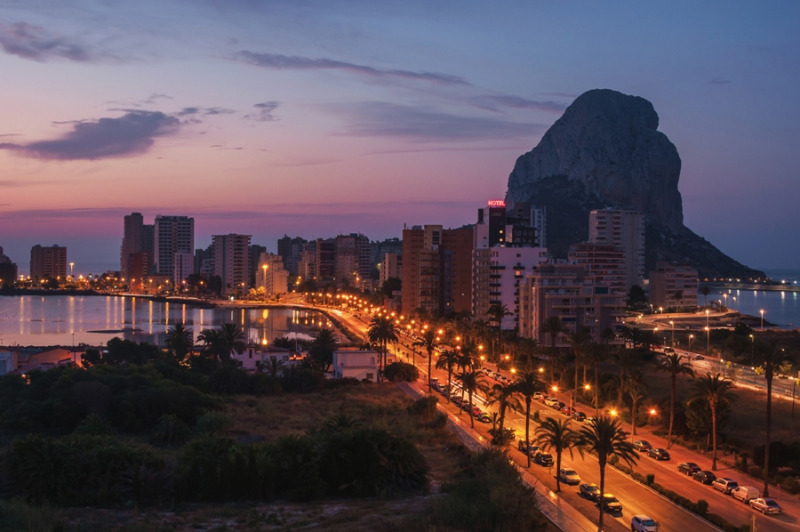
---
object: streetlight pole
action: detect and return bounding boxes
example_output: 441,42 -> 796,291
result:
705,326 -> 710,357
760,309 -> 765,330
669,320 -> 674,347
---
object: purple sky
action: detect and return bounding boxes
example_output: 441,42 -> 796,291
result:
0,1 -> 798,275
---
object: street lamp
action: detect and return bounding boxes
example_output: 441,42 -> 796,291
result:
669,320 -> 674,347
688,334 -> 694,351
705,326 -> 710,357
760,309 -> 765,330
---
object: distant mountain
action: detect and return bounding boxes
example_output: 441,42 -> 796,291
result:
505,88 -> 763,281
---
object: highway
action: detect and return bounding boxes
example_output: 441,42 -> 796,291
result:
328,306 -> 799,531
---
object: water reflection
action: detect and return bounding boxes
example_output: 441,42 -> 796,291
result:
0,295 -> 327,347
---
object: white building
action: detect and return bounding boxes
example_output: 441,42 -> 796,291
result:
332,348 -> 380,382
173,251 -> 194,287
233,344 -> 295,372
472,246 -> 549,330
257,252 -> 289,295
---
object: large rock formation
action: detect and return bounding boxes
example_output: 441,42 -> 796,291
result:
505,89 -> 763,280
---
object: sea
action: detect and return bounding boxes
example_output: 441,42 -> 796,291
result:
0,295 -> 328,348
706,268 -> 800,329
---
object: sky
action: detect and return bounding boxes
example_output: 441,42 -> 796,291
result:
0,1 -> 798,275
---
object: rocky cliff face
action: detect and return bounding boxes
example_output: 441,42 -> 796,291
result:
505,89 -> 763,280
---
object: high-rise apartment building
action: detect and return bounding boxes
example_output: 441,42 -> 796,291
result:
30,245 -> 67,281
568,242 -> 628,295
588,209 -> 645,290
257,252 -> 289,295
335,233 -> 371,288
120,212 -> 155,279
153,215 -> 194,279
401,225 -> 472,316
277,235 -> 307,276
518,263 -> 625,345
212,234 -> 251,296
648,262 -> 698,311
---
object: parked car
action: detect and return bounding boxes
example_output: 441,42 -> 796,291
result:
533,392 -> 545,401
518,440 -> 540,456
534,452 -> 554,466
712,477 -> 739,494
476,412 -> 492,423
598,493 -> 623,513
560,405 -> 575,416
647,447 -> 670,460
558,467 -> 581,485
632,440 -> 652,452
451,396 -> 463,406
544,397 -> 559,407
749,497 -> 782,515
471,406 -> 482,416
677,462 -> 701,475
630,515 -> 657,532
731,486 -> 759,503
572,411 -> 587,421
693,470 -> 716,484
579,482 -> 601,501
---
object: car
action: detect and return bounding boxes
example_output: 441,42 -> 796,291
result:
558,467 -> 581,485
461,402 -> 473,412
598,493 -> 623,513
731,486 -> 759,503
663,347 -> 675,354
632,440 -> 652,452
560,406 -> 576,416
451,396 -> 463,406
694,354 -> 704,360
630,515 -> 657,532
476,412 -> 492,423
647,448 -> 670,460
693,470 -> 716,484
556,401 -> 566,410
471,406 -> 482,416
518,440 -> 540,456
749,497 -> 782,515
572,411 -> 587,421
544,396 -> 559,407
534,452 -> 554,466
584,416 -> 596,424
533,392 -> 545,401
579,482 -> 601,502
677,462 -> 701,475
712,477 -> 739,494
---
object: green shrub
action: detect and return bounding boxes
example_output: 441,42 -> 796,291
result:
645,473 -> 655,485
384,362 -> 419,382
196,411 -> 231,435
696,499 -> 709,516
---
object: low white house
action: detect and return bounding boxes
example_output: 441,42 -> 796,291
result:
332,348 -> 382,382
233,344 -> 294,372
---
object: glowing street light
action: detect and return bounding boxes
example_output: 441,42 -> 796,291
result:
669,320 -> 675,347
760,309 -> 765,330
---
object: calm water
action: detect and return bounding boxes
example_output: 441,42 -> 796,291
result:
706,269 -> 800,329
0,295 -> 328,348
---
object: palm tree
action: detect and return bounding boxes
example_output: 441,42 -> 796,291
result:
456,369 -> 489,428
613,348 -> 637,406
310,327 -> 339,372
585,342 -> 604,414
753,340 -> 790,496
486,303 -> 512,360
579,416 -> 638,530
262,357 -> 285,377
541,317 -> 565,384
435,349 -> 460,403
688,373 -> 737,470
534,417 -> 583,492
219,323 -> 246,360
700,285 -> 711,307
165,321 -> 193,361
197,328 -> 221,360
624,373 -> 646,436
512,370 -> 545,468
487,382 -> 521,444
413,328 -> 439,394
655,352 -> 695,448
567,327 -> 591,400
367,315 -> 399,380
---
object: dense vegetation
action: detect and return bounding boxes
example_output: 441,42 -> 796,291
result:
0,335 -> 548,531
